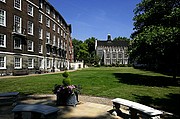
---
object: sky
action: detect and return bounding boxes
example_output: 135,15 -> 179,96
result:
48,0 -> 141,40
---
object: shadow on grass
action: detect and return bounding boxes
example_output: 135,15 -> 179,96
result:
133,93 -> 180,119
114,73 -> 180,87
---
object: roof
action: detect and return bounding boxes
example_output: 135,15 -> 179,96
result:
97,40 -> 128,47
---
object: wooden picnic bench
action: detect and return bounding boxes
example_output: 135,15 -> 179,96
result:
112,98 -> 163,119
0,92 -> 19,105
12,104 -> 60,119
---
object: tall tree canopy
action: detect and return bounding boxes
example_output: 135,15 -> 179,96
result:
72,38 -> 83,61
131,0 -> 180,77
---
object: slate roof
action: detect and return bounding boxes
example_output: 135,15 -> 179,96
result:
97,40 -> 128,47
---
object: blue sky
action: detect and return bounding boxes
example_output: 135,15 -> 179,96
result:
48,0 -> 141,40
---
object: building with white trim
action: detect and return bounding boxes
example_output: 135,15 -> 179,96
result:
0,0 -> 74,76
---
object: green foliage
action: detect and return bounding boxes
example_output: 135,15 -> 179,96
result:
113,36 -> 130,43
62,77 -> 71,86
62,71 -> 69,78
131,0 -> 180,76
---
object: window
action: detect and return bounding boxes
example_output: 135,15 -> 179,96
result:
53,35 -> 56,46
39,58 -> 43,68
0,9 -> 6,27
27,21 -> 33,35
57,27 -> 60,34
0,56 -> 6,69
46,31 -> 50,44
0,0 -> 6,3
39,44 -> 43,53
27,40 -> 33,51
28,58 -> 34,68
27,4 -> 33,16
0,34 -> 6,47
46,18 -> 50,27
106,53 -> 110,58
46,5 -> 50,14
46,46 -> 50,54
53,23 -> 55,31
14,37 -> 21,49
52,11 -> 55,19
47,58 -> 50,68
112,53 -> 116,58
14,15 -> 22,33
14,57 -> 22,69
39,27 -> 43,39
14,0 -> 21,10
39,12 -> 42,23
39,0 -> 43,9
57,16 -> 60,22
118,53 -> 122,58
57,37 -> 60,48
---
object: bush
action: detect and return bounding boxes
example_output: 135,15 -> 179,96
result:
63,77 -> 71,86
62,71 -> 69,78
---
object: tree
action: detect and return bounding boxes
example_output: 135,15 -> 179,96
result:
77,43 -> 89,63
72,38 -> 83,61
131,0 -> 180,78
84,37 -> 97,65
113,36 -> 130,43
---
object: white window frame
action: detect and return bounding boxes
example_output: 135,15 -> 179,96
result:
14,0 -> 21,11
27,40 -> 34,52
39,0 -> 43,9
39,27 -> 43,39
0,9 -> 6,27
39,44 -> 43,53
0,56 -> 6,69
39,58 -> 43,68
27,4 -> 33,17
53,23 -> 55,31
47,58 -> 50,68
46,5 -> 50,14
14,37 -> 21,49
14,15 -> 22,34
14,57 -> 22,69
46,31 -> 50,44
0,34 -> 6,48
57,27 -> 60,34
46,18 -> 50,27
39,12 -> 43,23
53,35 -> 56,46
52,11 -> 55,19
28,58 -> 34,69
0,0 -> 6,3
57,37 -> 60,48
27,21 -> 33,35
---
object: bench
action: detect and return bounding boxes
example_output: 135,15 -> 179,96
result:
12,104 -> 60,119
112,98 -> 163,119
0,92 -> 19,105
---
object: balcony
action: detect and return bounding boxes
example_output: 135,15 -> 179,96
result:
12,26 -> 26,37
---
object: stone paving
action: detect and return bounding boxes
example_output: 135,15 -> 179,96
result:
0,94 -> 129,119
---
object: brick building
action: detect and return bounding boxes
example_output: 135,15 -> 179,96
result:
0,0 -> 74,76
95,34 -> 129,65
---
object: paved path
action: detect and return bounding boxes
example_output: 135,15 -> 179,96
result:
0,94 -> 128,119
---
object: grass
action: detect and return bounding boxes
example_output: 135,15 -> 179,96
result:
0,67 -> 180,115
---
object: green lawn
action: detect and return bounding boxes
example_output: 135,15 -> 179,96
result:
0,67 -> 179,115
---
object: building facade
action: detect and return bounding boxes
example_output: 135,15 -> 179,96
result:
95,34 -> 129,65
0,0 -> 73,76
